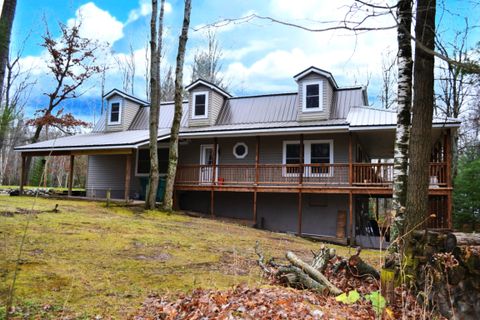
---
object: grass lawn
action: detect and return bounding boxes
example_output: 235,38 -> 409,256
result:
0,196 -> 383,318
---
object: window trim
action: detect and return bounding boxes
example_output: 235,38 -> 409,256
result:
135,145 -> 170,177
302,80 -> 323,112
233,142 -> 248,159
107,99 -> 123,125
192,91 -> 209,119
282,139 -> 334,177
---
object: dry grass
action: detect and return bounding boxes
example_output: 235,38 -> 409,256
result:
0,196 -> 383,318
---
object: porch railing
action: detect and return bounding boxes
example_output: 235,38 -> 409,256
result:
175,162 -> 448,188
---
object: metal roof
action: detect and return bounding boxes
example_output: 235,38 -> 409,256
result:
217,93 -> 298,125
128,102 -> 189,130
15,129 -> 170,151
347,106 -> 461,128
331,88 -> 366,119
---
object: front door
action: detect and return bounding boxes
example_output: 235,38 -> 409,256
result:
200,145 -> 217,183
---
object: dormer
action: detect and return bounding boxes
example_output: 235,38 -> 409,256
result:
103,89 -> 147,132
185,79 -> 232,127
294,67 -> 337,121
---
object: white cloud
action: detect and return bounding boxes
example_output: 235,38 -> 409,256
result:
67,2 -> 124,45
223,40 -> 273,60
126,0 -> 172,25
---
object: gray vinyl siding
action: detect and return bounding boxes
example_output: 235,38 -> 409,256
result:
86,154 -> 142,199
297,73 -> 333,121
104,94 -> 141,132
188,85 -> 225,127
178,191 -> 351,238
178,133 -> 349,165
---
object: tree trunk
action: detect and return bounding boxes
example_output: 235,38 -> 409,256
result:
391,0 -> 413,246
145,0 -> 165,209
0,0 -> 17,101
162,0 -> 191,211
404,0 -> 436,240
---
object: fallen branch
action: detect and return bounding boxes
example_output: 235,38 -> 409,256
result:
286,251 -> 342,295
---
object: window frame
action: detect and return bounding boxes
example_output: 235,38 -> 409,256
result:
302,80 -> 323,112
233,142 -> 249,159
192,91 -> 209,119
135,145 -> 170,177
107,99 -> 122,125
282,140 -> 334,177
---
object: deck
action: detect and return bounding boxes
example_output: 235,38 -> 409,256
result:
175,162 -> 450,195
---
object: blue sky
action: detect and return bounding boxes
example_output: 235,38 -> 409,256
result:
8,0 -> 480,124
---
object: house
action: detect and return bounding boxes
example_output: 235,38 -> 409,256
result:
15,66 -> 459,247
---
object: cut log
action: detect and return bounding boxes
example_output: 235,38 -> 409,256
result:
311,245 -> 336,273
286,251 -> 342,295
446,232 -> 480,252
276,266 -> 328,294
347,247 -> 380,279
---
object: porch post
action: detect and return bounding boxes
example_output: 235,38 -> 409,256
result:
19,153 -> 26,195
124,153 -> 132,202
445,129 -> 452,228
68,154 -> 75,196
298,134 -> 304,236
348,133 -> 353,185
253,136 -> 260,225
349,191 -> 354,245
211,138 -> 218,216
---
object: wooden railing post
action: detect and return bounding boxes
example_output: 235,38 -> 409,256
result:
68,154 -> 75,196
253,136 -> 260,225
298,134 -> 304,236
19,154 -> 26,195
348,133 -> 353,185
211,138 -> 218,216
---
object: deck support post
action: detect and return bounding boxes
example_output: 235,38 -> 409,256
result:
68,154 -> 75,196
124,153 -> 132,202
211,138 -> 218,216
348,133 -> 353,185
253,136 -> 260,225
445,129 -> 452,228
349,191 -> 354,245
20,153 -> 26,195
297,134 -> 304,236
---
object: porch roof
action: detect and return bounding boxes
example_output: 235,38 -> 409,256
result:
14,129 -> 171,153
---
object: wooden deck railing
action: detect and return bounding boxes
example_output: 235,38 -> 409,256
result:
175,162 -> 448,188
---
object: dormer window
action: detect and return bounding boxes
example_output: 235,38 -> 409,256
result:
302,81 -> 323,112
108,100 -> 122,125
192,91 -> 209,119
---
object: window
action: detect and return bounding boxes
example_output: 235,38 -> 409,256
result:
233,142 -> 248,159
302,81 -> 323,112
136,148 -> 169,175
193,91 -> 209,119
282,140 -> 333,176
108,101 -> 122,124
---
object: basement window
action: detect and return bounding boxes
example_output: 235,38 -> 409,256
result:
192,91 -> 209,119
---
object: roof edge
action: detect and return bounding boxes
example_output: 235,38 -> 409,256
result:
103,88 -> 149,106
185,79 -> 232,98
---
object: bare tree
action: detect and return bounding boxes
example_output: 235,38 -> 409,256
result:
191,29 -> 227,89
163,0 -> 192,211
161,65 -> 175,102
0,0 -> 17,101
145,0 -> 165,209
390,0 -> 413,247
115,44 -> 136,95
379,49 -> 397,109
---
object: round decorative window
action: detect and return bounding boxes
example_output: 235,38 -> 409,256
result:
233,142 -> 248,159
